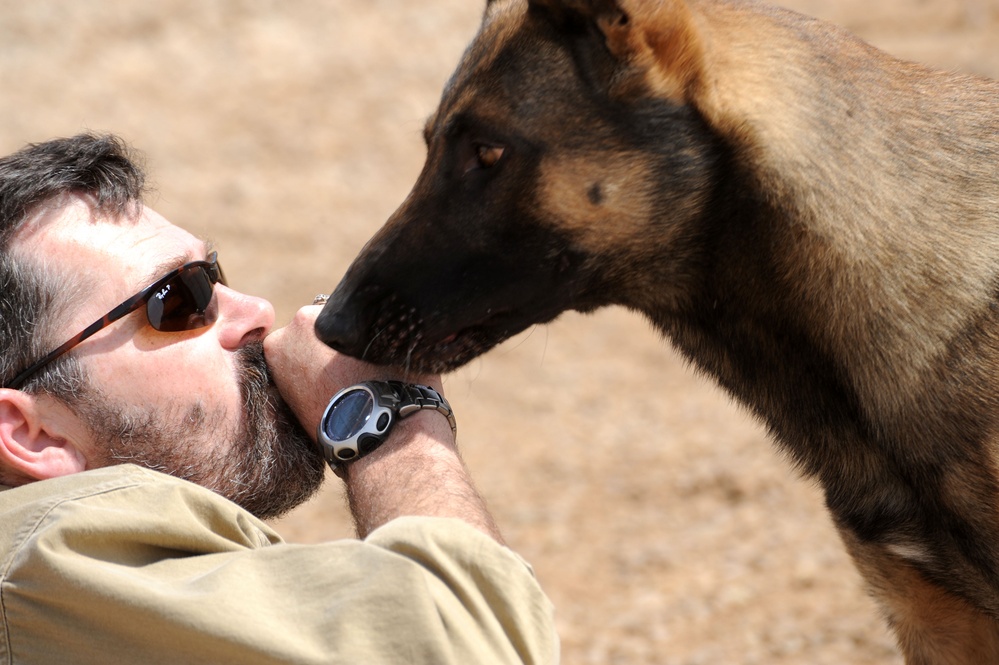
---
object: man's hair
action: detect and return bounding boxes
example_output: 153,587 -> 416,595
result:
0,133 -> 146,395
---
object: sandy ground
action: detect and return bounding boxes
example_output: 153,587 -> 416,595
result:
1,1 -> 996,662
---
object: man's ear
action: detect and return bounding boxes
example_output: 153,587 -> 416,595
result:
0,389 -> 88,484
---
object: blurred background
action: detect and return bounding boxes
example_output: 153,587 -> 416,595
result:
1,1 -> 995,662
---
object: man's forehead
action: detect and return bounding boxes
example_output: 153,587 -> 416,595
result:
8,194 -> 212,339
12,194 -> 206,275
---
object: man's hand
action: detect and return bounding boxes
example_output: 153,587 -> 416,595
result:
264,305 -> 441,435
263,306 -> 502,543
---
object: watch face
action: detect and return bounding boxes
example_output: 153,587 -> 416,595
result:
326,388 -> 374,442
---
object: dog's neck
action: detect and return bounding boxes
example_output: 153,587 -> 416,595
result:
632,0 -> 999,433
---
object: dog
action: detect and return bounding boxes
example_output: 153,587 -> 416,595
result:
315,0 -> 999,661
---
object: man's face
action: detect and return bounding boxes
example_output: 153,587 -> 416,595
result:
11,194 -> 325,518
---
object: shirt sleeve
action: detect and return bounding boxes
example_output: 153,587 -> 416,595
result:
0,469 -> 559,665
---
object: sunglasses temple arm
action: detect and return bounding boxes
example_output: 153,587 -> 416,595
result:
3,298 -> 144,390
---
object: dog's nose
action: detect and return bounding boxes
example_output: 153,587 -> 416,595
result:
315,297 -> 370,357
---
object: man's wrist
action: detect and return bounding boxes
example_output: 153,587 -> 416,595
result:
341,410 -> 488,540
316,381 -> 456,477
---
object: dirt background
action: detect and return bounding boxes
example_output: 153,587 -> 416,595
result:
0,1 -> 996,663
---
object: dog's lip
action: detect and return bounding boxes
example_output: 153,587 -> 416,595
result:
432,307 -> 515,346
415,323 -> 508,373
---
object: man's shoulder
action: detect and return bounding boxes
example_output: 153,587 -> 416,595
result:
2,464 -> 185,497
0,464 -> 230,514
0,465 -> 281,559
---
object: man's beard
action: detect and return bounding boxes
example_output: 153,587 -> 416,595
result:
78,342 -> 327,520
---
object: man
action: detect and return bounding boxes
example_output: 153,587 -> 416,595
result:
0,133 -> 558,664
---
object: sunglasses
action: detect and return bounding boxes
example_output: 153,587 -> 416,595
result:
4,252 -> 226,391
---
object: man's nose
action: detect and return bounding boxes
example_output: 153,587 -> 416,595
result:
214,285 -> 276,349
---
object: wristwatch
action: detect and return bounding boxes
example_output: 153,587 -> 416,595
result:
317,380 -> 457,473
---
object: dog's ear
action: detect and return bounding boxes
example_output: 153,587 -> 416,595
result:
527,0 -> 624,33
527,0 -> 703,102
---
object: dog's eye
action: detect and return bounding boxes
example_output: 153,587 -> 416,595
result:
459,142 -> 506,176
475,144 -> 504,169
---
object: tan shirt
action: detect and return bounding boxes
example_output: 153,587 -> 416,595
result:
0,465 -> 559,664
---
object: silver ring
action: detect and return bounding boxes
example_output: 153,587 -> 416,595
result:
313,293 -> 330,306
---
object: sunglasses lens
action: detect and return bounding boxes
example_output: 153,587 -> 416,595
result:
146,264 -> 218,332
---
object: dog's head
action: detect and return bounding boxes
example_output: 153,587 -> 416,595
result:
317,0 -> 724,372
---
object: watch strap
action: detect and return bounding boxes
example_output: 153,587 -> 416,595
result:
387,381 -> 457,437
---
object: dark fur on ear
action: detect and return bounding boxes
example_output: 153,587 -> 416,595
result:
527,0 -> 628,30
527,0 -> 703,102
524,0 -> 628,96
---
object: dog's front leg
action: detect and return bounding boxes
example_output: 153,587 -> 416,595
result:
842,530 -> 999,664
